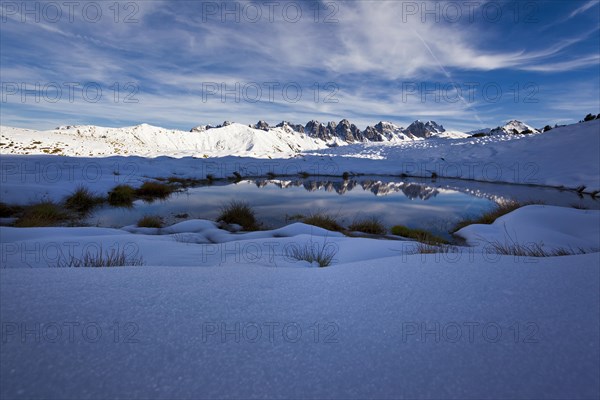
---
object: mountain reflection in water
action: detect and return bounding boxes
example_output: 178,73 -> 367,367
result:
85,176 -> 598,235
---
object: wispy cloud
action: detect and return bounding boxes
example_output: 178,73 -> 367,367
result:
569,0 -> 599,18
1,0 -> 598,131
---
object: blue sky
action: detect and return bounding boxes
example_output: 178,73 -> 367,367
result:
1,0 -> 599,131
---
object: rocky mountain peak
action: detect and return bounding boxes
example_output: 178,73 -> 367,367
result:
335,119 -> 362,142
490,120 -> 539,135
276,121 -> 305,133
253,120 -> 270,131
404,120 -> 445,138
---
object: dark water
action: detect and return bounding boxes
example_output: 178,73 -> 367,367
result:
84,176 -> 599,235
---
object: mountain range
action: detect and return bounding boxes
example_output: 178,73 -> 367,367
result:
0,118 -> 547,159
192,118 -> 544,144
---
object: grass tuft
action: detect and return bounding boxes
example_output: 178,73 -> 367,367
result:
286,241 -> 337,267
217,201 -> 259,231
483,225 -> 597,257
108,185 -> 135,207
0,202 -> 23,218
407,243 -> 458,254
391,225 -> 448,245
487,241 -> 595,257
302,213 -> 343,232
54,247 -> 144,267
64,186 -> 104,213
137,215 -> 163,228
14,201 -> 68,227
452,200 -> 523,232
135,181 -> 176,200
348,217 -> 386,235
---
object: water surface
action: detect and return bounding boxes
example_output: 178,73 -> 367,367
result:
86,176 -> 599,236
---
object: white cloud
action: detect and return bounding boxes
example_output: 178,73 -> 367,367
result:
569,0 -> 599,18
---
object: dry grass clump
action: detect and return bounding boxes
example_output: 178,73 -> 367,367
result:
64,186 -> 104,213
348,217 -> 386,235
391,225 -> 448,245
452,200 -> 523,232
217,201 -> 259,231
302,213 -> 343,232
137,215 -> 163,228
285,241 -> 337,267
14,201 -> 68,227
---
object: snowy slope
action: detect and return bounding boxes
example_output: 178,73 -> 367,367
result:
0,120 -> 598,204
456,205 -> 600,251
490,120 -> 540,135
431,129 -> 471,139
1,205 -> 599,398
2,206 -> 598,269
0,119 -> 471,158
0,123 -> 327,158
308,119 -> 600,193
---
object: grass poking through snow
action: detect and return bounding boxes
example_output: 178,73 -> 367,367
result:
135,181 -> 176,200
53,247 -> 144,267
391,225 -> 448,245
407,243 -> 459,254
0,202 -> 23,218
217,201 -> 259,231
348,217 -> 386,235
137,215 -> 163,228
14,201 -> 69,227
64,186 -> 104,214
286,241 -> 337,267
452,200 -> 523,232
108,185 -> 136,207
487,241 -> 595,257
302,213 -> 344,232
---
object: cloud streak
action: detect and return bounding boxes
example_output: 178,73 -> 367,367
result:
1,0 -> 598,131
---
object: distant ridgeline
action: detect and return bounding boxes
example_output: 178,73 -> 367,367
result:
191,119 -> 467,143
191,113 -> 600,143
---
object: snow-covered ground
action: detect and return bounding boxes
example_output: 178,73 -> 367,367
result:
1,120 -> 599,398
457,205 -> 600,252
0,123 -> 330,158
2,205 -> 598,269
1,205 -> 599,398
1,120 -> 599,206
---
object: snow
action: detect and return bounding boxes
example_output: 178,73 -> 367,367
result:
456,205 -> 600,251
431,129 -> 471,139
1,119 -> 599,398
1,245 -> 598,398
491,120 -> 540,135
1,120 -> 599,206
2,205 -> 598,268
0,123 -> 328,158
